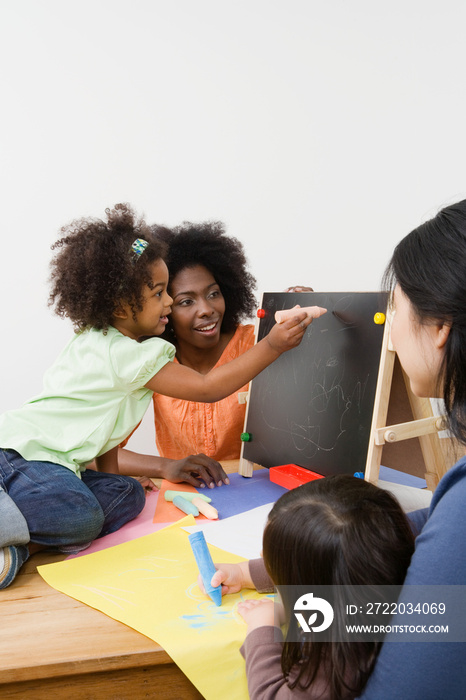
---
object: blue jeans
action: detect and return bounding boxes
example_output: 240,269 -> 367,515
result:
0,449 -> 145,549
0,488 -> 29,546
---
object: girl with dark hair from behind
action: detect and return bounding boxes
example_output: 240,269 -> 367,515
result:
237,475 -> 415,700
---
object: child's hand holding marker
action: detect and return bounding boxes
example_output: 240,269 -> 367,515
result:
189,531 -> 222,606
198,561 -> 254,598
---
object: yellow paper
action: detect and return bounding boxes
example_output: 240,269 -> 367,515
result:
38,516 -> 267,699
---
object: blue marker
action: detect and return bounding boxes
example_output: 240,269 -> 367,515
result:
188,531 -> 222,606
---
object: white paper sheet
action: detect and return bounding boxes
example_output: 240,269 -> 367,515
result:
378,480 -> 432,512
182,502 -> 274,559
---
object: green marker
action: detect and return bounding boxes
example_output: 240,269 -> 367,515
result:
164,490 -> 212,503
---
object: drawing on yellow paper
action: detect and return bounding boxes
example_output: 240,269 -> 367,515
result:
38,515 -> 268,700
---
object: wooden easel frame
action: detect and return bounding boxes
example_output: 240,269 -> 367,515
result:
365,309 -> 448,491
239,305 -> 452,490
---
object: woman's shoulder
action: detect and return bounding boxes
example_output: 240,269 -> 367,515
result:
236,323 -> 255,341
404,454 -> 466,585
223,324 -> 255,358
429,454 -> 466,512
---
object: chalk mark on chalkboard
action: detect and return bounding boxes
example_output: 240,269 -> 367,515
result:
256,362 -> 369,458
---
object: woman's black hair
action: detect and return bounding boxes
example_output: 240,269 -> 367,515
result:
48,203 -> 168,331
154,221 -> 257,338
383,199 -> 466,444
262,475 -> 415,700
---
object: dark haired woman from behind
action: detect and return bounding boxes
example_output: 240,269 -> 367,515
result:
205,198 -> 466,699
237,475 -> 415,700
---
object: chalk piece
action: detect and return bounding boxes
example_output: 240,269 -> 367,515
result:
257,308 -> 266,318
192,497 -> 218,520
164,490 -> 212,503
274,305 -> 327,324
172,495 -> 199,516
241,432 -> 252,442
374,312 -> 386,325
189,531 -> 222,606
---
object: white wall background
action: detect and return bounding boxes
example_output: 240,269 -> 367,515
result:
1,0 -> 466,455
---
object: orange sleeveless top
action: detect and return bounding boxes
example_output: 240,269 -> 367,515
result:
152,324 -> 255,460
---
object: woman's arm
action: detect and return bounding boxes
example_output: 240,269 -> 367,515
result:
358,463 -> 466,699
95,445 -> 120,474
118,448 -> 230,488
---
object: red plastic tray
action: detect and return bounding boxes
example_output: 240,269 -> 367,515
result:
269,464 -> 324,490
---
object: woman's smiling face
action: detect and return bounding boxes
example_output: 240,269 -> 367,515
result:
169,264 -> 226,349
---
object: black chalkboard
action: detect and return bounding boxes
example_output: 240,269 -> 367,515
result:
242,292 -> 388,477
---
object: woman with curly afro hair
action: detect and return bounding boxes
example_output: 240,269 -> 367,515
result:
119,221 -> 256,485
0,205 -> 317,588
118,222 -> 313,488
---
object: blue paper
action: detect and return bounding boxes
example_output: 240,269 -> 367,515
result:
206,470 -> 287,519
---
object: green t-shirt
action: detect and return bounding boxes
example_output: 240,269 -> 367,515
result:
0,327 -> 175,475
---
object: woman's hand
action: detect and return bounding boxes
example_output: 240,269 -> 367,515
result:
283,285 -> 314,293
162,454 -> 230,488
116,449 -> 229,488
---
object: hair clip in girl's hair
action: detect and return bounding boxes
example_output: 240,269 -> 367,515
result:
131,238 -> 149,257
